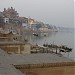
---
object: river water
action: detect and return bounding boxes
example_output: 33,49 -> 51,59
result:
24,29 -> 75,60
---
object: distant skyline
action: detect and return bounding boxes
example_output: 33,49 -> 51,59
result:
0,0 -> 74,28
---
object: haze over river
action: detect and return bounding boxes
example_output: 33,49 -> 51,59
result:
24,29 -> 75,60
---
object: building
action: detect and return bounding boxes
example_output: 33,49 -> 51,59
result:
0,41 -> 31,54
0,16 -> 4,28
3,7 -> 19,18
28,17 -> 35,28
38,25 -> 48,32
17,17 -> 28,25
4,17 -> 9,23
0,12 -> 3,17
28,17 -> 35,25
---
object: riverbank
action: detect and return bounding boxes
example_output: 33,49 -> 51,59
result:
0,30 -> 74,75
20,66 -> 75,75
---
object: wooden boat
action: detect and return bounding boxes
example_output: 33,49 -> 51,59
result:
33,33 -> 38,36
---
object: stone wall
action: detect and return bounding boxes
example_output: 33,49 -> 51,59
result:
0,44 -> 31,54
15,62 -> 75,75
19,66 -> 75,75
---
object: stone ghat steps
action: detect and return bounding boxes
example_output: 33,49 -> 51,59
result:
15,62 -> 75,69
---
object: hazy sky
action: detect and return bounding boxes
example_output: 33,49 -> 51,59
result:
0,0 -> 74,28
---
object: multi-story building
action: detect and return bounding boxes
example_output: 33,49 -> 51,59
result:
28,17 -> 35,28
0,12 -> 4,28
3,7 -> 19,18
0,17 -> 4,28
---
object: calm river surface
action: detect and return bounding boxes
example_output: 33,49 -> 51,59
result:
24,30 -> 75,60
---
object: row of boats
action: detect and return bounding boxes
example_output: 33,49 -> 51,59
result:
43,44 -> 72,52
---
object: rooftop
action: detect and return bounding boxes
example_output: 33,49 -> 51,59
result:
0,49 -> 24,75
10,53 -> 74,65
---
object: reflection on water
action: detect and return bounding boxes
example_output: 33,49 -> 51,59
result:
23,30 -> 74,60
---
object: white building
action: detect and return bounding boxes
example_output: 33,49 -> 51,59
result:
4,17 -> 9,23
39,27 -> 48,32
